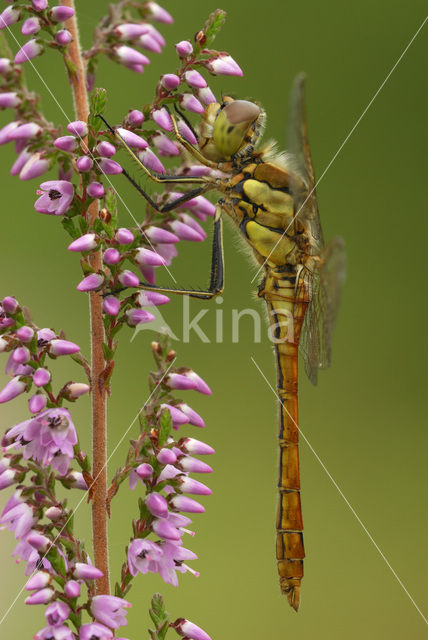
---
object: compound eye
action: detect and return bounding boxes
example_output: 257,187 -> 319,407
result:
213,100 -> 260,158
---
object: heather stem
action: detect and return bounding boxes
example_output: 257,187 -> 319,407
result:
63,0 -> 110,595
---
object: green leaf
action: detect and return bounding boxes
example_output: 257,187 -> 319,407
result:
61,217 -> 79,239
0,32 -> 12,59
200,9 -> 227,49
105,187 -> 118,226
158,410 -> 172,447
102,342 -> 114,361
88,88 -> 108,134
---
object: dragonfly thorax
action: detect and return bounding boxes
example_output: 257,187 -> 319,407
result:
199,97 -> 264,163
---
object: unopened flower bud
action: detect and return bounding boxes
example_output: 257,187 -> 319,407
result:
126,109 -> 144,126
103,248 -> 120,265
115,227 -> 134,245
136,463 -> 153,479
26,571 -> 51,591
161,73 -> 180,90
68,233 -> 97,252
146,492 -> 169,518
116,127 -> 148,150
173,618 -> 212,640
152,108 -> 173,132
25,588 -> 54,605
152,518 -> 180,541
146,2 -> 173,23
180,437 -> 214,455
118,270 -> 139,287
49,339 -> 80,356
178,456 -> 213,474
29,394 -> 47,413
27,531 -> 51,552
145,226 -> 179,244
77,273 -> 104,292
45,506 -> 62,521
14,40 -> 43,65
179,476 -> 211,495
73,563 -> 103,580
103,296 -> 120,316
55,29 -> 72,46
134,247 -> 166,266
136,291 -> 169,306
87,182 -> 105,198
16,326 -> 34,342
96,141 -> 116,158
33,368 -> 51,387
176,40 -> 193,57
2,296 -> 19,313
157,448 -> 177,464
99,158 -> 122,175
170,495 -> 205,513
125,309 -> 155,326
0,92 -> 20,109
0,376 -> 26,404
64,580 -> 81,598
50,6 -> 75,22
184,70 -> 207,89
179,93 -> 204,114
0,7 -> 20,30
64,382 -> 90,399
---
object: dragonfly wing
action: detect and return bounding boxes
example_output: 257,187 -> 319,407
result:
298,236 -> 346,384
287,73 -> 324,254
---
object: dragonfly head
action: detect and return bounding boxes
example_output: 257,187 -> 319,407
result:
200,97 -> 264,162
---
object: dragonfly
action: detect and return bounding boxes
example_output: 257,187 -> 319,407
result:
100,73 -> 345,611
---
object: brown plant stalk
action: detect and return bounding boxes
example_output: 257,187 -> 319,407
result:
63,0 -> 110,595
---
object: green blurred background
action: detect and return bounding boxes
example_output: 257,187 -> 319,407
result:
0,1 -> 427,638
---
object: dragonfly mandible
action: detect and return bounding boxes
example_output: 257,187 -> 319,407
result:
100,73 -> 345,611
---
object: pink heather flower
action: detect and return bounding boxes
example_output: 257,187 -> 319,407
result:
73,562 -> 103,580
179,93 -> 204,114
118,270 -> 140,287
185,370 -> 212,394
169,219 -> 204,242
96,141 -> 116,157
184,70 -> 207,89
0,376 -> 26,403
49,339 -> 80,356
183,195 -> 216,219
146,491 -> 169,518
176,41 -> 193,57
137,33 -> 162,53
152,108 -> 173,132
91,595 -> 131,629
176,403 -> 205,428
0,121 -> 19,145
64,580 -> 80,598
68,233 -> 97,252
116,127 -> 148,150
115,227 -> 134,244
0,92 -> 20,108
161,73 -> 180,90
129,462 -> 153,489
0,500 -> 35,539
10,148 -> 32,176
103,248 -> 120,265
147,1 -> 173,23
9,122 -> 42,141
197,86 -> 217,106
27,531 -> 51,552
29,394 -> 47,413
206,54 -> 243,77
99,158 -> 122,175
45,601 -> 70,626
176,119 -> 197,145
179,476 -> 212,496
50,6 -> 75,22
44,506 -> 62,521
138,265 -> 155,285
35,626 -> 75,640
166,373 -> 197,391
6,408 -> 77,475
178,214 -> 206,240
2,296 -> 19,313
0,58 -> 11,74
37,328 -> 56,347
79,623 -> 114,640
77,273 -> 105,292
145,226 -> 179,244
15,40 -> 44,64
114,45 -> 149,68
152,133 -> 180,157
0,7 -> 20,29
125,308 -> 155,326
170,495 -> 204,513
67,120 -> 88,137
35,181 -> 74,215
63,382 -> 90,399
114,23 -> 149,40
152,517 -> 181,541
22,18 -> 41,36
138,147 -> 165,173
180,437 -> 215,455
136,291 -> 169,306
67,471 -> 87,490
17,325 -> 34,341
178,456 -> 213,474
157,448 -> 177,464
127,539 -> 163,577
26,571 -> 51,591
20,153 -> 50,181
87,181 -> 105,198
134,247 -> 165,266
33,367 -> 51,387
126,109 -> 144,126
54,135 -> 77,152
55,30 -> 72,46
12,346 -> 30,364
0,468 -> 16,489
25,588 -> 55,605
160,403 -> 189,428
103,295 -> 120,316
159,542 -> 199,585
32,0 -> 48,11
173,618 -> 212,640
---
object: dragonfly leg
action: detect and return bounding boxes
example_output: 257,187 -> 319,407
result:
135,206 -> 224,300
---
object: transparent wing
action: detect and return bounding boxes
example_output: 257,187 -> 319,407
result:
287,72 -> 324,255
298,237 -> 346,384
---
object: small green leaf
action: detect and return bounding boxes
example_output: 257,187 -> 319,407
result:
105,187 -> 118,226
61,217 -> 79,239
199,9 -> 227,50
158,410 -> 172,447
88,88 -> 108,134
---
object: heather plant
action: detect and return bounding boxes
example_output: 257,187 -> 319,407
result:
0,3 -> 242,639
